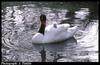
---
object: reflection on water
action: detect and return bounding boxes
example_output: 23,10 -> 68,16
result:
2,3 -> 98,62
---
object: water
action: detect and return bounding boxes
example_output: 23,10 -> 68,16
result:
1,3 -> 98,62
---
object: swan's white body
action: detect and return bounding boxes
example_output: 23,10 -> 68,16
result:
32,23 -> 78,44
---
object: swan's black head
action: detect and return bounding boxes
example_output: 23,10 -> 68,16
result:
40,14 -> 46,23
38,14 -> 46,35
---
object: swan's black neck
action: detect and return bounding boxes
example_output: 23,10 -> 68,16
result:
38,14 -> 46,35
38,23 -> 46,35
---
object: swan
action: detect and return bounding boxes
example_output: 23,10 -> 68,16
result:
32,14 -> 78,44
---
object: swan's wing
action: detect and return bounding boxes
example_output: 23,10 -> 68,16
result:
45,24 -> 57,32
45,24 -> 70,35
56,24 -> 70,32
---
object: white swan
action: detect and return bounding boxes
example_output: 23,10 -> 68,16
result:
32,14 -> 78,44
